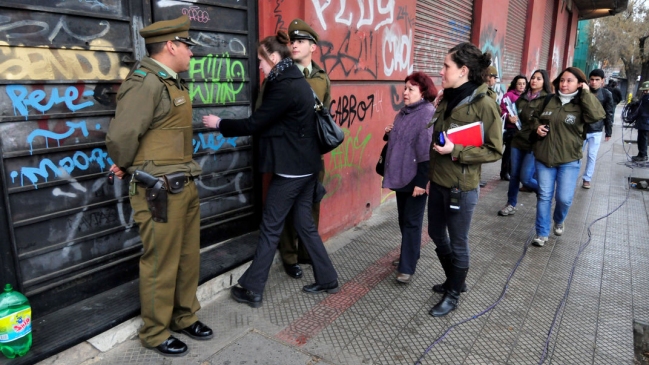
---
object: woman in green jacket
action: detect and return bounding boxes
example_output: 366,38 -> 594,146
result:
498,69 -> 552,216
531,67 -> 606,247
427,42 -> 503,317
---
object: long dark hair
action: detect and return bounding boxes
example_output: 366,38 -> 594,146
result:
448,42 -> 492,85
525,69 -> 553,94
552,67 -> 588,93
404,72 -> 438,102
507,75 -> 527,92
258,30 -> 291,67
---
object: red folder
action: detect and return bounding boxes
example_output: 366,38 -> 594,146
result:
446,122 -> 484,147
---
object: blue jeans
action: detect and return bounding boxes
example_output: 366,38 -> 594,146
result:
535,160 -> 581,237
520,150 -> 538,191
507,147 -> 538,206
427,182 -> 479,268
582,132 -> 602,182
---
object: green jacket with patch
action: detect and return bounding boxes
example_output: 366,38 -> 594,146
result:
511,90 -> 550,151
429,83 -> 503,191
532,89 -> 606,167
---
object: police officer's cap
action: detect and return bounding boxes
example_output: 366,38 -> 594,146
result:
288,19 -> 318,43
140,15 -> 197,46
487,66 -> 498,77
640,81 -> 649,91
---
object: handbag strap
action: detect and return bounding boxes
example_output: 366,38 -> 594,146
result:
311,89 -> 324,111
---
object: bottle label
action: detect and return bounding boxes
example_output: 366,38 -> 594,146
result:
0,308 -> 32,343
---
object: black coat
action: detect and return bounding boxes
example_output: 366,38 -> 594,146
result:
220,64 -> 321,175
631,94 -> 649,131
586,87 -> 614,137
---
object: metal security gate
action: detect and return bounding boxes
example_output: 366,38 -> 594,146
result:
414,0 -> 473,83
502,0 -> 529,83
539,0 -> 556,70
0,0 -> 258,317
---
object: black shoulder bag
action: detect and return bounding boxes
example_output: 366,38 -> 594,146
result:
312,90 -> 344,154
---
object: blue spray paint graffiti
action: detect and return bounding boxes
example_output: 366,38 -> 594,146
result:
479,24 -> 506,103
27,121 -> 90,154
12,121 -> 238,187
10,148 -> 112,188
6,85 -> 95,118
194,132 -> 238,153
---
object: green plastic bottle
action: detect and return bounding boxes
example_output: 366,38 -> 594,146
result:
0,284 -> 32,358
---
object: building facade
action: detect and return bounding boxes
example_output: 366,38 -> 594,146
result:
0,0 -> 623,359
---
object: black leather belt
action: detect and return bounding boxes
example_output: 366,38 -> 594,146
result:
137,175 -> 196,189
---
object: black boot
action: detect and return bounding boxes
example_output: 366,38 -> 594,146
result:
429,266 -> 468,317
432,254 -> 467,294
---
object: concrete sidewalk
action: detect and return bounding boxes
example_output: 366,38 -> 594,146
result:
38,115 -> 649,365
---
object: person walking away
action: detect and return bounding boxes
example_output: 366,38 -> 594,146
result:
382,72 -> 436,284
202,31 -> 339,308
605,79 -> 623,105
277,18 -> 332,280
581,69 -> 614,189
531,67 -> 606,247
499,75 -> 527,181
629,81 -> 649,162
498,70 -> 552,216
428,42 -> 503,317
105,15 -> 213,357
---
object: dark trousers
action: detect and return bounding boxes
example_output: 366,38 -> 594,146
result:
638,129 -> 649,157
278,168 -> 325,264
427,182 -> 479,269
395,191 -> 428,275
238,175 -> 337,294
501,129 -> 515,174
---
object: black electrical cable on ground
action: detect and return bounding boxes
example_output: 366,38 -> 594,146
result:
416,131 -> 635,365
538,173 -> 632,364
415,224 -> 536,365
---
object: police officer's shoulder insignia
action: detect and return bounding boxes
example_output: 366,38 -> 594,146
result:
158,71 -> 168,78
128,69 -> 148,82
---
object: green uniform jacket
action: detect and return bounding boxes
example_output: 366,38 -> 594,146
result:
106,57 -> 202,177
306,61 -> 331,108
511,90 -> 550,151
429,83 -> 503,191
532,89 -> 606,167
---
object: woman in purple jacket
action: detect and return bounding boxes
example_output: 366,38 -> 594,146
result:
383,71 -> 436,284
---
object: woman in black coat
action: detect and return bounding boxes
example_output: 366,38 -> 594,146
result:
202,31 -> 339,307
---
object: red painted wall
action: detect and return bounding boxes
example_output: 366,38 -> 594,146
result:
472,0 -> 510,101
521,0 -> 547,76
258,0 -> 416,240
548,0 -> 571,78
563,7 -> 579,69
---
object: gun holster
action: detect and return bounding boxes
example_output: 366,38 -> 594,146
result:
134,170 -> 168,223
145,180 -> 167,223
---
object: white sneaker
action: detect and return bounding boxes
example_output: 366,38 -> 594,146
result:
498,204 -> 516,216
553,223 -> 564,236
532,235 -> 548,247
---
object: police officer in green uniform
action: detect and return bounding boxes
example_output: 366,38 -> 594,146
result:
486,65 -> 499,101
105,15 -> 213,357
277,19 -> 332,279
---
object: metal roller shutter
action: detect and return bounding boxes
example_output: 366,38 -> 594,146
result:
502,0 -> 529,83
539,0 -> 555,70
0,0 -> 259,317
414,0 -> 473,83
